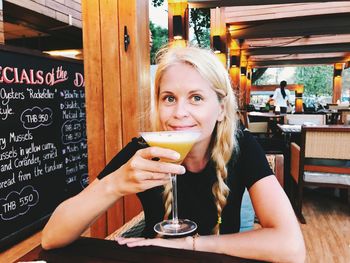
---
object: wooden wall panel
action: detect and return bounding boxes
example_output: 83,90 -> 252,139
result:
118,0 -> 149,223
99,0 -> 125,235
82,0 -> 150,237
81,0 -> 107,238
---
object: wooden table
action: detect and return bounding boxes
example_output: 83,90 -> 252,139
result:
17,237 -> 267,263
248,112 -> 287,119
277,124 -> 302,133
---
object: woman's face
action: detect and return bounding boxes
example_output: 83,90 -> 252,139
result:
158,63 -> 225,147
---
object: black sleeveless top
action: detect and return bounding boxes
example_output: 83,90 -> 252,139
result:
98,129 -> 272,237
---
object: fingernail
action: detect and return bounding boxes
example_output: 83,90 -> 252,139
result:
174,152 -> 180,159
179,166 -> 186,174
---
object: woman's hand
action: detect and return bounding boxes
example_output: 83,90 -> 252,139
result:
112,147 -> 186,197
115,236 -> 192,250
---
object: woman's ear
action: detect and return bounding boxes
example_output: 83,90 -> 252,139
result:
217,102 -> 225,122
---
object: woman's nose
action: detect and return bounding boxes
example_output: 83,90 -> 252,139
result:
173,100 -> 189,118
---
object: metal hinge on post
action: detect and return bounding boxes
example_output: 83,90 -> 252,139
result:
124,26 -> 130,52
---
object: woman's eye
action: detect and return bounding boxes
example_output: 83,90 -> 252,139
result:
163,95 -> 175,103
191,95 -> 203,102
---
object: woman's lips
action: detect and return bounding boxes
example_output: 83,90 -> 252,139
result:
168,125 -> 197,130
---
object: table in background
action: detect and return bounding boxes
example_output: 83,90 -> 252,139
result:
18,237 -> 267,263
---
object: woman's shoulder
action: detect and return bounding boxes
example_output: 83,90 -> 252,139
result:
233,126 -> 266,161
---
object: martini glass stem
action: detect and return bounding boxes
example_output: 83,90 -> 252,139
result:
171,174 -> 179,224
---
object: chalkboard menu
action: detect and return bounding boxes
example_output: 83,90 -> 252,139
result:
0,46 -> 88,250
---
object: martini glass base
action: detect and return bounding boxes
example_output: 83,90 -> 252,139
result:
154,219 -> 197,236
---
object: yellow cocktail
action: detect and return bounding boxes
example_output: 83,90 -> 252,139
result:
140,130 -> 201,236
145,139 -> 198,164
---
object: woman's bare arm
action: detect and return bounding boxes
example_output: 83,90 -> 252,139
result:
41,146 -> 185,250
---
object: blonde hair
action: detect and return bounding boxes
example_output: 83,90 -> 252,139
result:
152,45 -> 239,234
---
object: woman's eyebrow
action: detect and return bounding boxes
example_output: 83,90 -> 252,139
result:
159,90 -> 174,94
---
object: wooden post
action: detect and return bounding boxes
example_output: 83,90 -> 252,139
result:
0,0 -> 4,44
239,67 -> 247,109
82,0 -> 149,238
245,68 -> 252,105
210,7 -> 227,67
228,36 -> 240,103
118,0 -> 150,226
168,0 -> 188,46
295,85 -> 304,113
332,63 -> 343,103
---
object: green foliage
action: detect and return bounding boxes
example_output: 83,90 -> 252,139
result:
295,65 -> 333,96
253,68 -> 273,85
150,1 -> 210,49
189,8 -> 210,48
150,21 -> 168,65
151,0 -> 164,7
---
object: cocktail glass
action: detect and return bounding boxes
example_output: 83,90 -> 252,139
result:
140,130 -> 201,236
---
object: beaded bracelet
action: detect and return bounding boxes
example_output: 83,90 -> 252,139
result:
192,233 -> 200,251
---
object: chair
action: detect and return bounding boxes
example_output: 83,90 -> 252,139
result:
290,126 -> 350,223
285,114 -> 326,125
247,121 -> 269,134
238,111 -> 269,134
339,109 -> 350,124
345,114 -> 350,125
106,211 -> 145,239
266,154 -> 284,187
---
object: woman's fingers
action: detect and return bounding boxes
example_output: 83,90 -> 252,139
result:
142,179 -> 170,190
138,147 -> 180,162
132,147 -> 186,175
134,158 -> 185,175
137,171 -> 170,181
115,237 -> 187,250
115,237 -> 145,244
116,237 -> 156,247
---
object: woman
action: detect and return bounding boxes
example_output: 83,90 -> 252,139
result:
42,46 -> 305,262
272,80 -> 291,113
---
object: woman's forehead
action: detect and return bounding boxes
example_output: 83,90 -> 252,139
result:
160,68 -> 212,92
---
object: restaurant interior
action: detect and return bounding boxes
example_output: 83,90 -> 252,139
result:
0,0 -> 349,262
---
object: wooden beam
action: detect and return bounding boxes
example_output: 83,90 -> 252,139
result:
188,0 -> 343,8
250,52 -> 349,62
246,43 -> 350,56
229,13 -> 350,39
252,56 -> 347,67
246,34 -> 350,48
251,84 -> 303,92
225,2 -> 350,23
